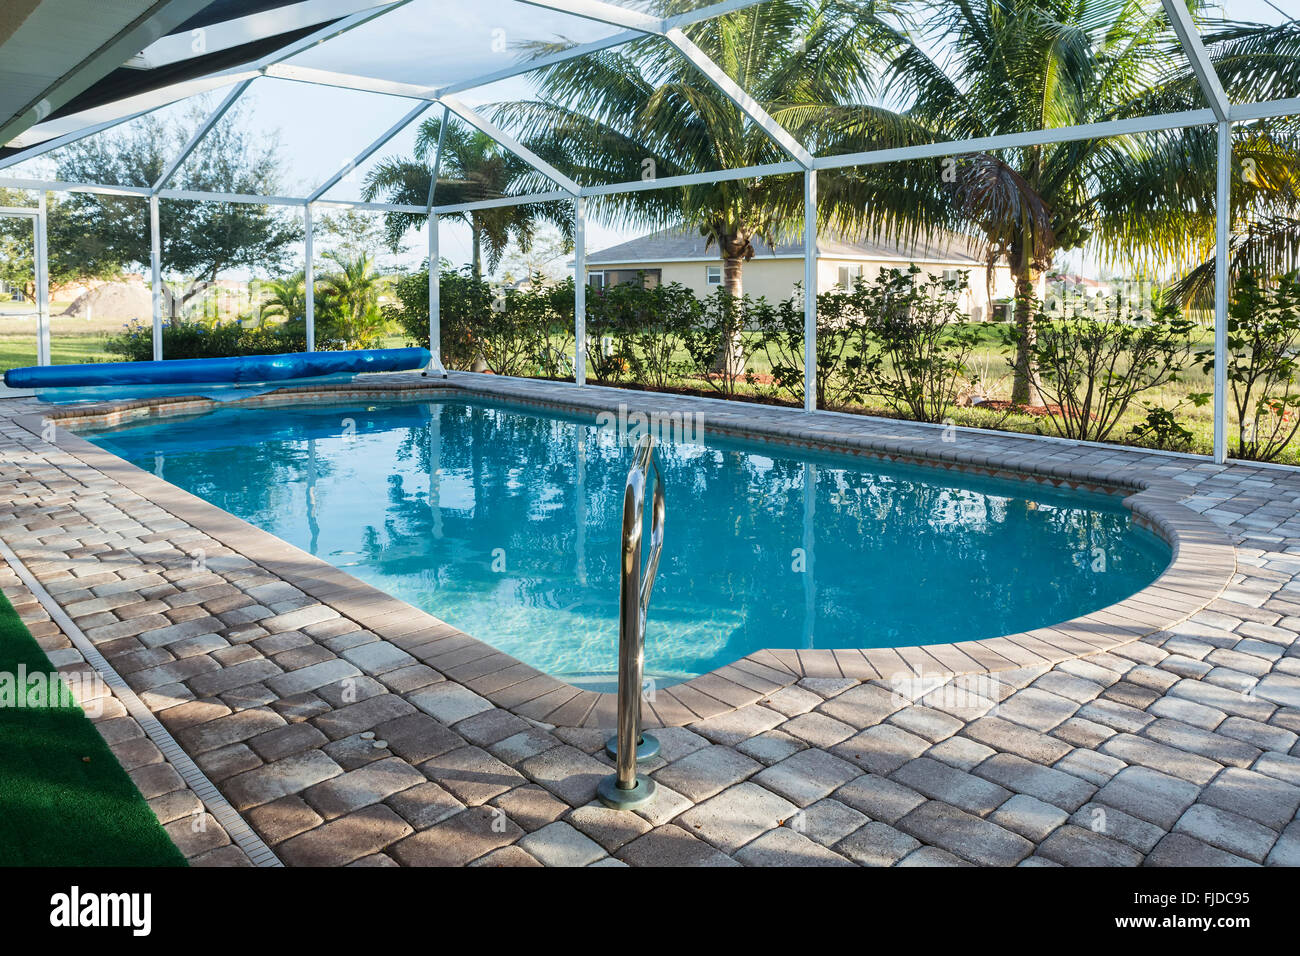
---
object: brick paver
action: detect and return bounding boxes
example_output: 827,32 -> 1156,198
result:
3,376 -> 1300,866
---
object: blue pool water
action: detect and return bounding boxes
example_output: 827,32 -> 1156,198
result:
77,398 -> 1170,685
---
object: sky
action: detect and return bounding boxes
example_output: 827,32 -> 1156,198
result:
226,0 -> 639,270
11,0 -> 1300,279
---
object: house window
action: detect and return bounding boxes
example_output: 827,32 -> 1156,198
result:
837,264 -> 863,288
604,269 -> 661,289
942,269 -> 963,283
706,265 -> 722,286
588,271 -> 606,289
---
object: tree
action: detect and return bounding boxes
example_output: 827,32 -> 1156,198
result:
494,224 -> 570,285
258,271 -> 307,325
51,99 -> 300,312
813,0 -> 1219,405
315,250 -> 386,348
1159,21 -> 1300,306
319,209 -> 392,262
0,187 -> 125,298
828,5 -> 1300,407
1027,297 -> 1198,443
497,0 -> 893,346
362,115 -> 570,277
501,2 -> 1300,400
1203,269 -> 1300,461
0,189 -> 37,301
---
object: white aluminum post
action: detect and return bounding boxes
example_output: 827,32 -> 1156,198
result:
803,169 -> 817,412
1214,121 -> 1231,464
1164,0 -> 1232,462
304,202 -> 315,352
34,193 -> 51,366
149,194 -> 163,361
425,108 -> 448,377
574,196 -> 587,386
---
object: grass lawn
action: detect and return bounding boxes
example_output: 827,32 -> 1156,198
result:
0,333 -> 116,371
0,590 -> 185,866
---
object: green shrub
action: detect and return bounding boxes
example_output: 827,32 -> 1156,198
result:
1200,269 -> 1300,461
1024,296 -> 1197,443
585,279 -> 698,387
628,282 -> 701,388
105,317 -> 306,361
851,267 -> 977,423
1128,400 -> 1199,450
515,276 -> 575,379
681,289 -> 770,398
757,280 -> 875,408
385,267 -> 492,370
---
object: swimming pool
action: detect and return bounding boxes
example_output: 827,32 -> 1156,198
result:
77,396 -> 1171,687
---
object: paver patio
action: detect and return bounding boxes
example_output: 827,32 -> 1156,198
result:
2,373 -> 1299,866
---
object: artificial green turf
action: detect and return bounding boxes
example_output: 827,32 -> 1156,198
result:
0,589 -> 186,866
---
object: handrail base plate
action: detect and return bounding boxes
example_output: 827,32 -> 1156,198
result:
605,732 -> 660,763
597,774 -> 657,811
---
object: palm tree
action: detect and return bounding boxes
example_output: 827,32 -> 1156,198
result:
825,3 -> 1300,404
504,1 -> 1300,402
316,251 -> 386,348
1154,20 -> 1300,305
803,0 -> 1219,404
258,271 -> 307,326
362,116 -> 570,278
497,0 -> 903,374
499,0 -> 893,301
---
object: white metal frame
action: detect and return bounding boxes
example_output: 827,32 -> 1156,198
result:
0,201 -> 51,367
424,105 -> 449,377
304,201 -> 316,352
0,0 -> 1288,465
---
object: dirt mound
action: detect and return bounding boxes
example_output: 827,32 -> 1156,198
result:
62,281 -> 152,322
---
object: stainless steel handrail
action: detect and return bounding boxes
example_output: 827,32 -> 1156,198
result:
597,432 -> 664,811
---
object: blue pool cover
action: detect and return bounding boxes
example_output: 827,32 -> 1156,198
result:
3,347 -> 431,389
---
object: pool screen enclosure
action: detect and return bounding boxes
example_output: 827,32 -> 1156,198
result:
0,0 -> 1288,464
0,197 -> 50,366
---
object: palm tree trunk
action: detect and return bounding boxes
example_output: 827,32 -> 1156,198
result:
1010,267 -> 1041,406
712,254 -> 745,376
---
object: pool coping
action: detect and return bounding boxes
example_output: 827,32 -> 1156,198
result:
17,372 -> 1237,730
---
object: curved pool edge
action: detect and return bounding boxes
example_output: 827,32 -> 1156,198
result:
24,374 -> 1237,730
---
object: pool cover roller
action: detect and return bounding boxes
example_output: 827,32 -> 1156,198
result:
4,347 -> 431,389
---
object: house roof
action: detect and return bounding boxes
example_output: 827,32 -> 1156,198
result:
585,227 -> 987,266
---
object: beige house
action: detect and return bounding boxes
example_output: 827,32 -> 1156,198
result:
584,228 -> 1028,320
